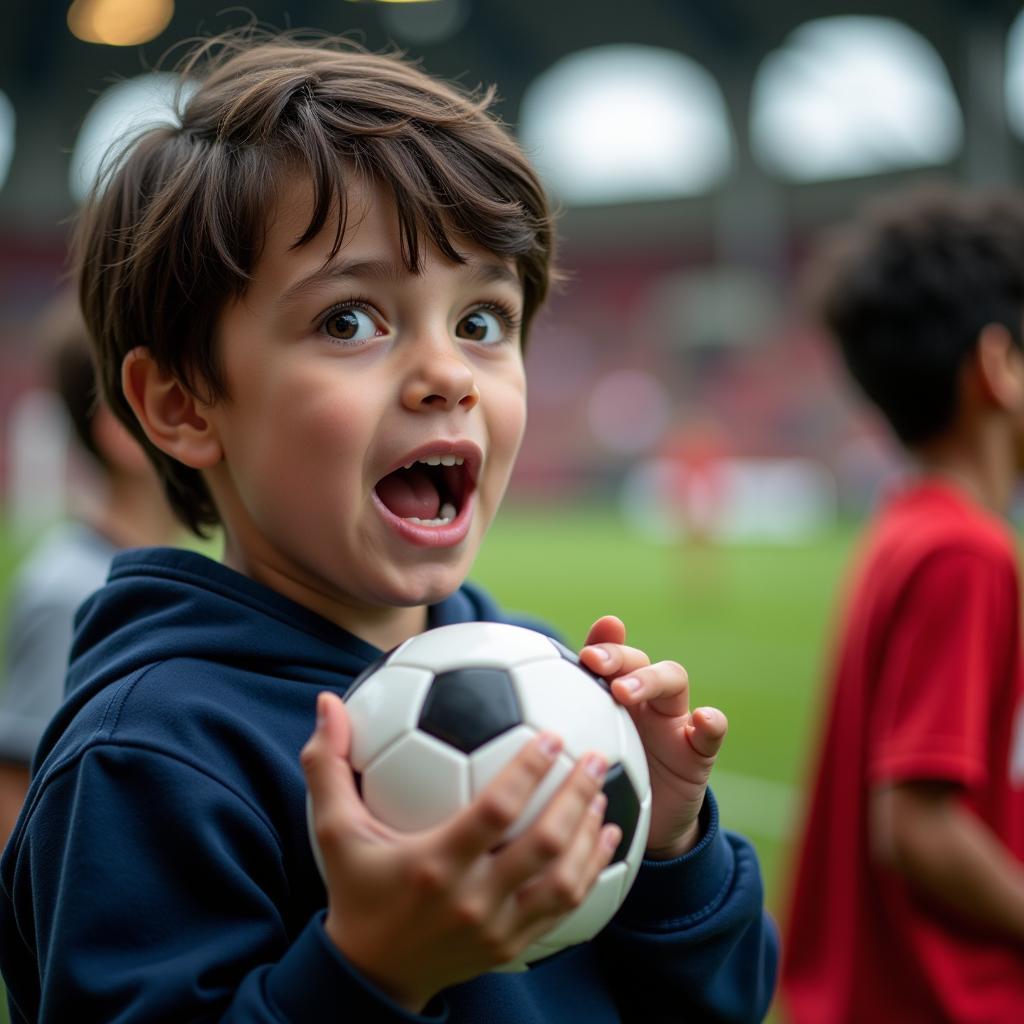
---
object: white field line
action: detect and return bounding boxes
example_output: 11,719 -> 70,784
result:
709,771 -> 798,841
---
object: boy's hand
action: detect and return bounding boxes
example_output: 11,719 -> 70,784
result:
580,616 -> 727,859
301,692 -> 621,1014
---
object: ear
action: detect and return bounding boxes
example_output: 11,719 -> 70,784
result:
121,347 -> 223,469
974,324 -> 1024,412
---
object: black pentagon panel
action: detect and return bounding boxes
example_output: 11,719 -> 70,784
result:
419,668 -> 522,753
601,762 -> 640,864
344,646 -> 397,701
549,637 -> 611,695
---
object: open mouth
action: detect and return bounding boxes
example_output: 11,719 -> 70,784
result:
374,454 -> 475,527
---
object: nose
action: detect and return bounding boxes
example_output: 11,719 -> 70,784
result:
401,339 -> 480,413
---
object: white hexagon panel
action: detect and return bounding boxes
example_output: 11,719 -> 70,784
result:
389,621 -> 560,671
361,730 -> 470,832
345,665 -> 434,772
511,658 -> 622,762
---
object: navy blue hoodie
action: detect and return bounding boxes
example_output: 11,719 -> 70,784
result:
0,548 -> 777,1022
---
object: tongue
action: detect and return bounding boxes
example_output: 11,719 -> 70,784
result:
376,466 -> 442,519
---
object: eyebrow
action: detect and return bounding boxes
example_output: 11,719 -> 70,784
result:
278,256 -> 523,307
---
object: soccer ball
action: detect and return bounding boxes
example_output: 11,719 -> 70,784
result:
308,620 -> 652,970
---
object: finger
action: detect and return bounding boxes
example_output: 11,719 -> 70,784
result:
579,643 -> 650,679
301,692 -> 369,843
515,798 -> 620,923
493,751 -> 608,891
687,706 -> 728,759
611,660 -> 690,716
565,798 -> 622,904
584,615 -> 626,648
441,731 -> 563,865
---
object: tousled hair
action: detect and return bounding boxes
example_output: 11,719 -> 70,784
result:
810,184 -> 1024,447
73,29 -> 556,534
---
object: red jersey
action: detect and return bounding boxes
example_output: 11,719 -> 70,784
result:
782,480 -> 1024,1023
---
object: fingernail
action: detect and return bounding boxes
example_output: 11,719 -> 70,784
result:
588,646 -> 610,662
590,793 -> 607,817
316,692 -> 328,726
601,825 -> 622,852
619,677 -> 641,695
538,732 -> 562,758
584,753 -> 607,780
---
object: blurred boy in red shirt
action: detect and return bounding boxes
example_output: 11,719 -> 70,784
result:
783,186 -> 1024,1023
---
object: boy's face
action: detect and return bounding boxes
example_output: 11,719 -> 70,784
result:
202,176 -> 528,644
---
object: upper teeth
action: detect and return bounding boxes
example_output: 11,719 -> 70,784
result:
403,455 -> 465,469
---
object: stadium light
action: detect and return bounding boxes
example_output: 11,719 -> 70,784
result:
751,16 -> 963,181
67,0 -> 174,47
519,45 -> 734,206
69,73 -> 190,203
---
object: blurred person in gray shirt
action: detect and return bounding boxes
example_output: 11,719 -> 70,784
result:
0,291 -> 179,845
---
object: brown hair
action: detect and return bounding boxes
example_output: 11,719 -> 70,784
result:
72,29 -> 557,534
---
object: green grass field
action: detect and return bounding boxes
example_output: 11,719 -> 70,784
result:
0,506 -> 862,1021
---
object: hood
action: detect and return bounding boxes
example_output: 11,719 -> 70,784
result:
38,546 -> 507,771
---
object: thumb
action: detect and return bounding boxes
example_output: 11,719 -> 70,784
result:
302,690 -> 353,767
302,692 -> 365,858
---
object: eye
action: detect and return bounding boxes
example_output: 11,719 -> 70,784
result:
322,306 -> 379,344
456,308 -> 506,345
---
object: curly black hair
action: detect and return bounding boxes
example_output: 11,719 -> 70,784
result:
811,184 -> 1024,446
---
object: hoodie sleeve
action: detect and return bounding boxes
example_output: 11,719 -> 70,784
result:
3,741 -> 449,1023
595,791 -> 779,1023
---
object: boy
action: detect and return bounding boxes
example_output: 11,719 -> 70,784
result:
0,32 -> 777,1021
0,293 -> 178,845
782,187 -> 1024,1022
